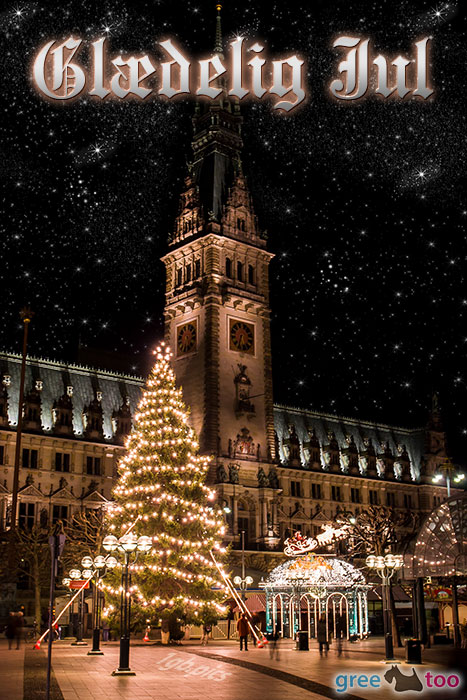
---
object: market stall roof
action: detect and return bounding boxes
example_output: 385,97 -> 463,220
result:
234,594 -> 266,613
260,554 -> 367,589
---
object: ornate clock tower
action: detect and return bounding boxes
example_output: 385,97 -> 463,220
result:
161,24 -> 275,476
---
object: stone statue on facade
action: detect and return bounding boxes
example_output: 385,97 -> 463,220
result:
257,467 -> 268,488
216,463 -> 227,483
268,467 -> 279,489
228,463 -> 240,484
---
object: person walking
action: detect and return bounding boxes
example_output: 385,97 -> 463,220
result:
15,612 -> 24,649
269,626 -> 280,661
335,614 -> 345,657
201,623 -> 212,646
5,612 -> 16,650
317,615 -> 329,656
237,612 -> 249,651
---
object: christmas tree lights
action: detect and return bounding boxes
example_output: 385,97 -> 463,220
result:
103,342 -> 228,629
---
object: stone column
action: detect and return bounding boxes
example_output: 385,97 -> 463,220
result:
232,495 -> 238,537
262,499 -> 268,538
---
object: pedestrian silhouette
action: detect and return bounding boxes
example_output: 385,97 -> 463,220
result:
269,627 -> 280,661
317,615 -> 329,656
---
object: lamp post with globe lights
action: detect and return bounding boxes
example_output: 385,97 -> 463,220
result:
69,566 -> 93,645
432,458 -> 465,498
102,533 -> 152,676
233,574 -> 254,599
366,553 -> 403,662
61,577 -> 73,637
80,554 -> 118,656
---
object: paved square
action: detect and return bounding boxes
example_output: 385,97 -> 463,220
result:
1,638 -> 465,700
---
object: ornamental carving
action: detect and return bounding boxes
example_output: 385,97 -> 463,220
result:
232,427 -> 256,458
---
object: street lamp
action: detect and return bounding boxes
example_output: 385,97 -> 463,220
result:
366,553 -> 403,662
83,554 -> 118,656
103,533 -> 152,676
69,567 -> 93,646
233,574 -> 254,595
432,459 -> 465,498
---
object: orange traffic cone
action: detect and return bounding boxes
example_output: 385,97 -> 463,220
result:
34,640 -> 41,650
143,628 -> 150,642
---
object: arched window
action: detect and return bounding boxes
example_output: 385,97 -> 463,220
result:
226,257 -> 232,278
237,218 -> 246,232
237,261 -> 244,282
248,265 -> 254,284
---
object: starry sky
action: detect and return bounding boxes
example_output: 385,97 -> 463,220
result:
2,1 -> 467,458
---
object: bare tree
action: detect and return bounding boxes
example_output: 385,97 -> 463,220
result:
62,508 -> 107,572
337,506 -> 417,647
15,525 -> 52,626
337,505 -> 415,557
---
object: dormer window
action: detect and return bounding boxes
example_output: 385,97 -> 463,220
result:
52,390 -> 74,435
26,406 -> 39,422
237,218 -> 246,232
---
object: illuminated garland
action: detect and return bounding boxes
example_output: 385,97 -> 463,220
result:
101,580 -> 228,613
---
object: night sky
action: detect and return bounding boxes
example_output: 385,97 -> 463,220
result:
2,1 -> 467,458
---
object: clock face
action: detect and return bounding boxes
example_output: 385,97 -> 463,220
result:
177,321 -> 197,355
229,319 -> 255,354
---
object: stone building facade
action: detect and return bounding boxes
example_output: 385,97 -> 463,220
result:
0,354 -> 142,531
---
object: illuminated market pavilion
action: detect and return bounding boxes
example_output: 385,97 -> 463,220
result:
260,553 -> 371,641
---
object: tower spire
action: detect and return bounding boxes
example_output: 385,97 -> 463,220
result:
214,3 -> 223,55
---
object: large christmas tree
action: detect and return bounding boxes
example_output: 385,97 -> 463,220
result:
103,343 -> 228,630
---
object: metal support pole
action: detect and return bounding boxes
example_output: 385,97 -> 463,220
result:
382,578 -> 395,661
416,577 -> 428,645
71,588 -> 87,645
411,580 -> 419,639
241,530 -> 246,601
45,534 -> 65,700
113,552 -> 135,675
10,308 -> 33,540
452,582 -> 460,648
45,539 -> 57,700
88,574 -> 103,655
